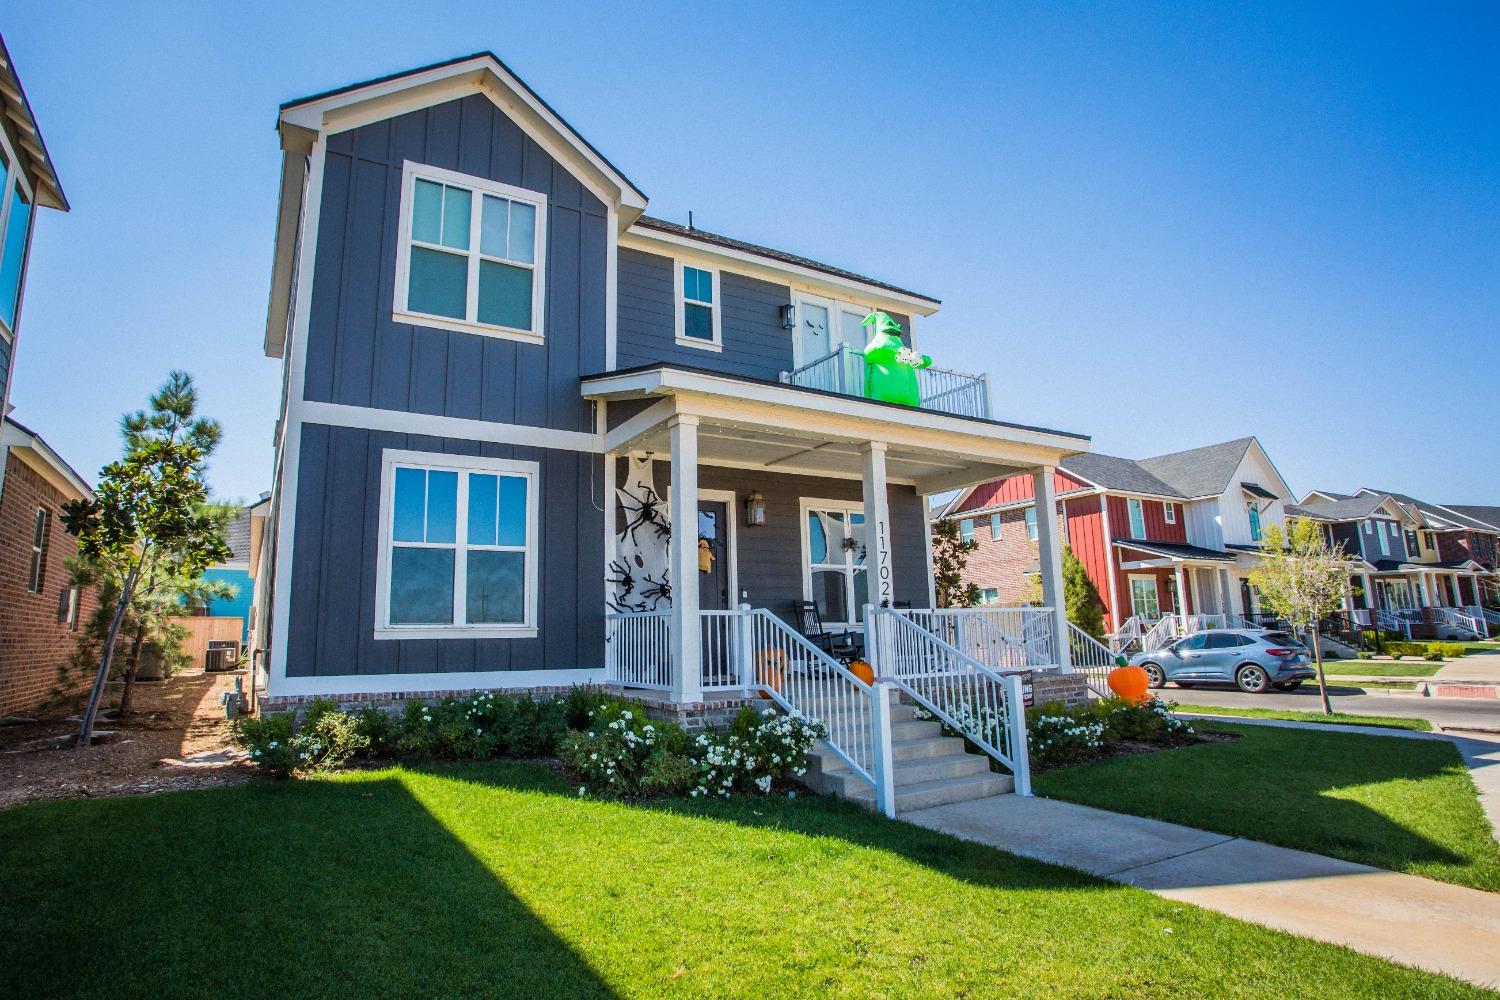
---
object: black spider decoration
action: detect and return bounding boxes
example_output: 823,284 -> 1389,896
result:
605,559 -> 637,599
636,571 -> 671,609
617,483 -> 671,547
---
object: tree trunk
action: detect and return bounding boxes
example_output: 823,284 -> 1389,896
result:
117,624 -> 147,718
1310,626 -> 1332,715
78,577 -> 135,747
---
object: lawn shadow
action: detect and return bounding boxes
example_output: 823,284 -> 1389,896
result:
0,772 -> 620,1000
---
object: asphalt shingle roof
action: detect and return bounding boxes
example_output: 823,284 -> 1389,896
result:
1135,437 -> 1255,500
1113,539 -> 1238,563
1059,452 -> 1185,497
1447,505 -> 1500,531
1285,495 -> 1389,520
1359,489 -> 1498,533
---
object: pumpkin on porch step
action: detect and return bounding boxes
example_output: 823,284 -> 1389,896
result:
1107,665 -> 1150,704
755,649 -> 788,697
847,659 -> 875,686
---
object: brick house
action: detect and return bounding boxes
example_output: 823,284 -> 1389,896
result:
0,418 -> 97,717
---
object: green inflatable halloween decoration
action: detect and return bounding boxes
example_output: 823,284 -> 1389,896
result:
861,311 -> 932,407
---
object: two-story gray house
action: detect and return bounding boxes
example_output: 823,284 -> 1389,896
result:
251,53 -> 1090,809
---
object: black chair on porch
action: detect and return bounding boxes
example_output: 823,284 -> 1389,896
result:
792,601 -> 860,664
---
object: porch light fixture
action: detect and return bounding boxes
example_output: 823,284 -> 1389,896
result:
779,303 -> 796,330
745,490 -> 767,527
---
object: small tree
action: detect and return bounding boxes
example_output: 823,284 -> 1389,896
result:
62,372 -> 231,746
932,519 -> 981,608
1062,546 -> 1107,642
1248,519 -> 1348,714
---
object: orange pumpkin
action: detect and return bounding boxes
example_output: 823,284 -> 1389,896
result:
848,659 -> 875,685
756,649 -> 788,697
1107,665 -> 1150,704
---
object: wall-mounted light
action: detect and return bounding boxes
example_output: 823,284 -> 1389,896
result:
779,303 -> 796,330
745,490 -> 767,527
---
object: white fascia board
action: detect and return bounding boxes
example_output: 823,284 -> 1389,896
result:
1246,437 -> 1295,501
300,400 -> 603,454
0,421 -> 92,499
580,367 -> 1086,459
620,228 -> 941,318
263,124 -> 317,358
1104,487 -> 1192,505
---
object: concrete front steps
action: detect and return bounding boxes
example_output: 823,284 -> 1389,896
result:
802,701 -> 1013,812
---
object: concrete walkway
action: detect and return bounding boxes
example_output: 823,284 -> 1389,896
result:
1435,652 -> 1500,685
905,795 -> 1500,989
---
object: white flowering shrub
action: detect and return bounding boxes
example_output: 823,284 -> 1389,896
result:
690,708 -> 824,799
1024,696 -> 1196,769
559,703 -> 686,795
1027,712 -> 1107,768
235,704 -> 368,778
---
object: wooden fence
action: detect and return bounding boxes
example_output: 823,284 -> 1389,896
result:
167,616 -> 244,670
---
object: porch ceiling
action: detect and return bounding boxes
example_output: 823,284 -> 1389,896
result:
584,365 -> 1088,493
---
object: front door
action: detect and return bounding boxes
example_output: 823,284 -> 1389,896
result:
698,501 -> 731,610
1130,576 -> 1161,621
796,300 -> 832,368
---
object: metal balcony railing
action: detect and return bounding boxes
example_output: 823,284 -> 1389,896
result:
779,344 -> 991,420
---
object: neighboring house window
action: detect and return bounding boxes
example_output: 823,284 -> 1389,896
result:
26,507 -> 49,593
959,518 -> 974,544
1363,520 -> 1373,535
1025,506 -> 1038,541
978,587 -> 999,606
394,162 -> 547,342
990,513 -> 1002,540
676,263 -> 721,349
1129,576 -> 1161,621
0,151 -> 32,335
1377,522 -> 1390,557
376,452 -> 539,638
805,504 -> 867,625
1247,502 -> 1263,542
1404,530 -> 1420,556
1164,503 -> 1176,525
57,586 -> 80,630
1126,498 -> 1145,539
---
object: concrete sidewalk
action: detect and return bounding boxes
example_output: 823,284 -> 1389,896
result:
905,795 -> 1500,989
1434,650 -> 1500,685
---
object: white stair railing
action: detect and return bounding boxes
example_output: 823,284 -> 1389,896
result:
1436,607 -> 1482,639
902,607 -> 1059,671
867,606 -> 1031,796
1480,607 -> 1500,633
1068,624 -> 1118,698
744,609 -> 895,815
1374,609 -> 1413,639
604,610 -> 672,689
1139,616 -> 1179,652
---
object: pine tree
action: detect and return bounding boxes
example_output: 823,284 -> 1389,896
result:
1062,546 -> 1107,642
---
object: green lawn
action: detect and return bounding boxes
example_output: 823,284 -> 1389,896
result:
1174,704 -> 1434,731
0,762 -> 1485,998
1036,723 -> 1500,892
1319,660 -> 1442,677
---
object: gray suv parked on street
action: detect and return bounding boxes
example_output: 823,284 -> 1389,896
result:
1129,629 -> 1315,693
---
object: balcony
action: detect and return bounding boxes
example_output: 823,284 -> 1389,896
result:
779,344 -> 991,420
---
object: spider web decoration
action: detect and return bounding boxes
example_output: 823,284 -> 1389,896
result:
609,456 -> 673,612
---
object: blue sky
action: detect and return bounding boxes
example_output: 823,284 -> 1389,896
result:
7,2 -> 1498,504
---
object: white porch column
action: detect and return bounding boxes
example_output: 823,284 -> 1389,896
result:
1217,568 -> 1232,618
1032,466 -> 1071,671
668,415 -> 702,705
1361,573 -> 1375,613
1174,563 -> 1189,626
860,442 -> 895,610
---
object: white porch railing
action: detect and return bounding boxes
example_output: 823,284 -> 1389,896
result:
1480,607 -> 1500,633
1068,624 -> 1118,698
1139,616 -> 1180,651
699,610 -> 744,691
902,607 -> 1059,672
1183,614 -> 1227,632
604,610 -> 672,689
1376,609 -> 1414,639
1108,615 -> 1144,654
778,343 -> 992,420
1436,607 -> 1484,639
867,607 -> 1031,795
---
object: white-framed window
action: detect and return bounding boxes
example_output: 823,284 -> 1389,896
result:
1025,506 -> 1038,541
978,587 -> 1000,606
1377,522 -> 1390,557
802,500 -> 867,626
1247,501 -> 1263,542
1164,502 -> 1177,524
790,290 -> 878,369
393,161 -> 547,344
1129,575 -> 1161,621
990,512 -> 1002,540
1363,520 -> 1373,535
1127,498 -> 1146,540
27,506 -> 49,593
675,262 -> 721,350
0,130 -> 35,338
374,451 -> 539,639
959,518 -> 974,544
57,585 -> 81,630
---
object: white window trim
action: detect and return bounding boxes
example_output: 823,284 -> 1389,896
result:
990,512 -> 1002,540
1164,502 -> 1176,524
0,120 -> 33,343
392,160 -> 548,345
26,506 -> 47,593
959,517 -> 974,543
373,449 -> 540,640
1128,574 -> 1161,620
674,259 -> 722,351
1364,520 -> 1373,535
1127,497 -> 1146,540
1024,505 -> 1038,542
790,290 -> 878,369
1377,523 -> 1390,557
799,497 -> 869,629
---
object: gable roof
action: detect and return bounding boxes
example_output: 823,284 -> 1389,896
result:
1135,437 -> 1256,500
1,416 -> 91,499
632,216 -> 940,306
1354,489 -> 1499,534
0,33 -> 67,211
1286,493 -> 1392,521
1446,505 -> 1500,532
1059,452 -> 1185,498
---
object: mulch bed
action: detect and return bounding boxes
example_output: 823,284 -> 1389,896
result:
1031,729 -> 1240,774
0,669 -> 258,810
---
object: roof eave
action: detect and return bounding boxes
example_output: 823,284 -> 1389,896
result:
0,35 -> 68,211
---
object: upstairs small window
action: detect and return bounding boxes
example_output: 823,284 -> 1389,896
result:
1377,522 -> 1390,557
395,162 -> 546,343
959,518 -> 974,544
676,263 -> 720,349
990,513 -> 1003,540
1247,502 -> 1263,542
1127,498 -> 1146,540
1164,503 -> 1177,525
1025,506 -> 1039,542
27,507 -> 48,593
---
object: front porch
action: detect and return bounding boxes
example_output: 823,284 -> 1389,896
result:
1349,563 -> 1495,639
1109,540 -> 1244,652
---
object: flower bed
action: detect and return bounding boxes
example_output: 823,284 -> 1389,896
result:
236,688 -> 824,801
1026,697 -> 1197,770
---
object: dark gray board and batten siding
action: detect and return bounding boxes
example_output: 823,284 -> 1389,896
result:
300,94 -> 607,435
287,424 -> 606,677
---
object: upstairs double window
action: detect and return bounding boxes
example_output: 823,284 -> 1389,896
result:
1247,501 -> 1263,542
395,162 -> 547,343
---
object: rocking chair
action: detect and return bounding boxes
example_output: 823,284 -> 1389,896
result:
793,600 -> 860,663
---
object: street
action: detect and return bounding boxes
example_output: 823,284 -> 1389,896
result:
1166,683 -> 1500,732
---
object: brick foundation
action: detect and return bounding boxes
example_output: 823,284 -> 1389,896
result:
0,451 -> 99,718
1030,671 -> 1091,709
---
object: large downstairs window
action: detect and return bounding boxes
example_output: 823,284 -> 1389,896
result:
395,162 -> 547,343
376,451 -> 539,639
804,502 -> 867,626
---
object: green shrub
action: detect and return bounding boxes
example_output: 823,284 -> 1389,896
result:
1431,642 -> 1466,659
1357,651 -> 1374,660
1026,697 -> 1194,770
1424,652 -> 1444,662
693,708 -> 824,798
640,749 -> 698,795
352,706 -> 395,756
1392,653 -> 1405,661
237,712 -> 298,777
505,696 -> 568,757
299,710 -> 369,770
301,697 -> 342,724
1027,705 -> 1106,769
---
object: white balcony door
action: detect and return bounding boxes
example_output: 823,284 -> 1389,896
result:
793,293 -> 874,369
